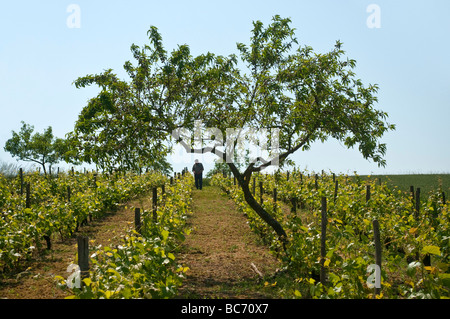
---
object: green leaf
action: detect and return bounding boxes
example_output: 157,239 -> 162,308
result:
83,277 -> 92,287
161,229 -> 169,241
439,273 -> 450,288
422,245 -> 441,256
105,290 -> 114,299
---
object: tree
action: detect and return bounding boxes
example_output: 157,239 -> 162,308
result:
72,16 -> 395,244
4,122 -> 68,174
68,66 -> 173,174
206,150 -> 251,179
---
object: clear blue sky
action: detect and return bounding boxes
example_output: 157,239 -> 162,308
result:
1,0 -> 449,175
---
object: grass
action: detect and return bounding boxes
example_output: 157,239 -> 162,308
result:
176,185 -> 281,299
353,174 -> 450,196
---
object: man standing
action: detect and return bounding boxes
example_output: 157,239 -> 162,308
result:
192,159 -> 204,190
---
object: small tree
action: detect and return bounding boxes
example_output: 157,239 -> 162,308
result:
4,121 -> 67,174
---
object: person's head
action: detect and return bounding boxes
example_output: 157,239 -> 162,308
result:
195,159 -> 199,163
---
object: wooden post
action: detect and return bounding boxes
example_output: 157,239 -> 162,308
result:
415,188 -> 421,220
170,176 -> 173,185
135,208 -> 141,234
315,174 -> 318,190
43,235 -> 51,250
334,181 -> 338,203
286,171 -> 290,181
259,181 -> 263,205
372,219 -> 382,297
320,197 -> 327,286
442,192 -> 446,206
26,183 -> 31,208
366,185 -> 371,202
77,236 -> 89,282
290,197 -> 297,214
152,187 -> 158,222
423,253 -> 431,267
19,168 -> 24,195
273,188 -> 277,210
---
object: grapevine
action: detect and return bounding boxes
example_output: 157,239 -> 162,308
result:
212,171 -> 450,299
0,170 -> 166,273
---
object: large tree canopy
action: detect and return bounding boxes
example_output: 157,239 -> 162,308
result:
71,15 -> 395,242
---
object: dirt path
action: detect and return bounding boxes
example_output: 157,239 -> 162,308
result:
177,186 -> 281,299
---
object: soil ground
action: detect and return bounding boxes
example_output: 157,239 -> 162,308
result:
0,185 -> 280,299
177,186 -> 281,298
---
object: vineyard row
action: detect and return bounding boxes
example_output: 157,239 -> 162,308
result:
212,171 -> 449,299
0,170 -> 174,273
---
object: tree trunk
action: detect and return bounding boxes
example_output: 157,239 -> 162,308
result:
41,158 -> 47,175
242,182 -> 288,241
228,163 -> 287,247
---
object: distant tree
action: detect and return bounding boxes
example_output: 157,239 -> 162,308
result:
4,122 -> 68,175
206,160 -> 230,179
72,16 -> 395,244
206,149 -> 252,179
